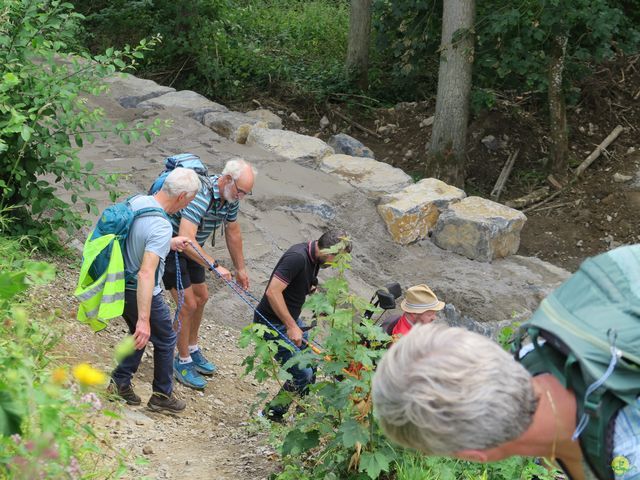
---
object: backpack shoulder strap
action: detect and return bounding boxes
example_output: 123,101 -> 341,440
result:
516,329 -> 620,480
133,206 -> 169,221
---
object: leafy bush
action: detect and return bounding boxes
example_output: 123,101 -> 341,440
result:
0,0 -> 164,247
72,0 -> 351,101
0,229 -> 124,478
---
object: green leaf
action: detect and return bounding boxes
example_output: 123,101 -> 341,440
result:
20,125 -> 31,142
339,418 -> 369,448
0,271 -> 27,300
2,72 -> 19,87
282,429 -> 320,456
359,451 -> 391,479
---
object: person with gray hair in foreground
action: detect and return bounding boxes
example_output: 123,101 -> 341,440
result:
372,323 -> 640,480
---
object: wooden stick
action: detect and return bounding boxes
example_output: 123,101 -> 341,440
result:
526,200 -> 574,213
547,174 -> 563,190
522,189 -> 564,213
330,108 -> 383,139
505,187 -> 550,209
490,149 -> 519,201
575,125 -> 624,177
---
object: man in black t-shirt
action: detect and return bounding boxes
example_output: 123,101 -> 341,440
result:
254,229 -> 352,422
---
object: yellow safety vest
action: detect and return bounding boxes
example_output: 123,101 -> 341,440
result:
74,233 -> 125,332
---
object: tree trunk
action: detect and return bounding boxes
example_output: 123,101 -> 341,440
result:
548,34 -> 569,177
427,0 -> 476,187
345,0 -> 372,91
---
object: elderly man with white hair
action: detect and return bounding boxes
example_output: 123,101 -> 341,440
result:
163,157 -> 257,390
110,167 -> 200,413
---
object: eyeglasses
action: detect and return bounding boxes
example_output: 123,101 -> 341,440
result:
233,179 -> 252,197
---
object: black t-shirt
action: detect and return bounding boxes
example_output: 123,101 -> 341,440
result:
256,241 -> 319,325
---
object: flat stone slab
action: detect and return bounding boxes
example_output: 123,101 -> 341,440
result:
432,196 -> 527,262
245,128 -> 333,164
378,178 -> 466,244
203,111 -> 266,144
319,154 -> 412,195
245,109 -> 283,129
137,90 -> 229,114
104,74 -> 175,108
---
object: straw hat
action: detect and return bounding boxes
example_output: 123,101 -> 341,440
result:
400,284 -> 445,314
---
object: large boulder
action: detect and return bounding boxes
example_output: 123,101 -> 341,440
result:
245,128 -> 333,164
377,178 -> 466,244
202,111 -> 266,144
319,154 -> 412,195
245,109 -> 283,129
104,74 -> 176,108
432,196 -> 527,262
328,133 -> 374,158
137,90 -> 228,115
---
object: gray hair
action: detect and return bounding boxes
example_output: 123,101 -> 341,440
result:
161,167 -> 201,197
372,323 -> 538,455
222,157 -> 257,180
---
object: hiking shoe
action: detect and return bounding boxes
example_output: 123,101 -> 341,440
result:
258,408 -> 285,424
147,392 -> 186,414
107,379 -> 141,406
173,358 -> 207,390
190,349 -> 217,376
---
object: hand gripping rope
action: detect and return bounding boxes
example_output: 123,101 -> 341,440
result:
172,241 -> 323,354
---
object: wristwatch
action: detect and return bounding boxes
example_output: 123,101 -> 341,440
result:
210,260 -> 219,270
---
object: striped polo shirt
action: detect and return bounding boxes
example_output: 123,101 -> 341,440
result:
169,175 -> 239,246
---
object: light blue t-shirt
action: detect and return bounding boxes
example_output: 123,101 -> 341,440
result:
124,195 -> 172,296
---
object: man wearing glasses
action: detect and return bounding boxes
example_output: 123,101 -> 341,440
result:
163,157 -> 256,389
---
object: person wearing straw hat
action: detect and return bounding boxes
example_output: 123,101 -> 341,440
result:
381,284 -> 445,337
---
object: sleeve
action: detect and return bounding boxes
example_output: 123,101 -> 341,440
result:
180,188 -> 208,227
144,219 -> 173,259
225,200 -> 239,223
272,252 -> 305,286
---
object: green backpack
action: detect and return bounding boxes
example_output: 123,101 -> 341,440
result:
513,244 -> 640,480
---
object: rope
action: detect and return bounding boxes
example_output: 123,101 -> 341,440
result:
185,241 -> 304,352
172,251 -> 185,333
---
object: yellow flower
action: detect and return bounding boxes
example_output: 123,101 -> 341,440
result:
51,367 -> 68,385
72,363 -> 107,387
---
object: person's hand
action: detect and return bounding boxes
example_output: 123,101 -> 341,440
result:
236,269 -> 249,290
170,236 -> 191,252
133,318 -> 151,349
213,265 -> 232,281
287,324 -> 303,347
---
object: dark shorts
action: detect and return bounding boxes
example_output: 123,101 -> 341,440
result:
163,252 -> 206,290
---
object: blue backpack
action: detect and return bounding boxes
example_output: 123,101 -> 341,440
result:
87,196 -> 168,283
148,153 -> 216,231
149,153 -> 211,195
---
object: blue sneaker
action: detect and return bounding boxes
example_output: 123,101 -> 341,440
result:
190,349 -> 217,376
173,358 -> 207,390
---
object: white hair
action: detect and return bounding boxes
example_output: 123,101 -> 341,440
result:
161,167 -> 201,197
221,157 -> 257,180
372,323 -> 538,455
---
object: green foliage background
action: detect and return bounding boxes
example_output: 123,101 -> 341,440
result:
69,0 -> 640,106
